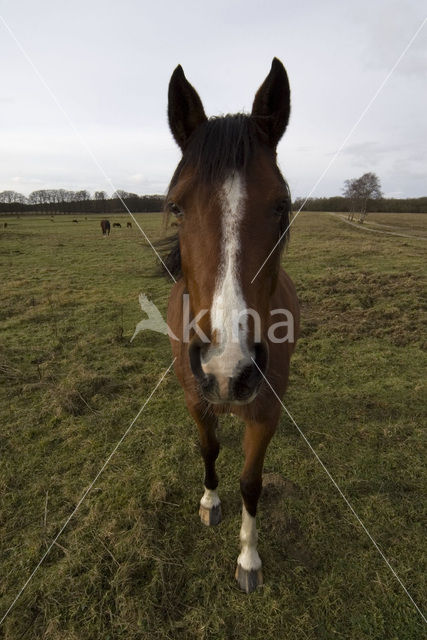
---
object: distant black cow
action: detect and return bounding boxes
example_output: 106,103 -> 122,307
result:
113,222 -> 121,228
127,222 -> 132,228
101,219 -> 111,236
73,219 -> 79,223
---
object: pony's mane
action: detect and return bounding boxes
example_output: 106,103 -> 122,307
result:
170,114 -> 257,188
160,113 -> 291,278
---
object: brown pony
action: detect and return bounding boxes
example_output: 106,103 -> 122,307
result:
165,58 -> 299,592
101,219 -> 110,236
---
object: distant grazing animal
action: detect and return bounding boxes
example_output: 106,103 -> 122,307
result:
3,222 -> 7,228
72,219 -> 79,223
113,222 -> 122,228
100,219 -> 111,236
165,58 -> 299,593
127,222 -> 132,228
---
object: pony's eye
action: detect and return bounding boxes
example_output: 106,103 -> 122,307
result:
274,199 -> 289,217
168,202 -> 183,217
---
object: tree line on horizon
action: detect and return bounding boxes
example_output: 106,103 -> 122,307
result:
1,180 -> 426,215
292,195 -> 427,214
0,189 -> 164,214
294,172 -> 426,215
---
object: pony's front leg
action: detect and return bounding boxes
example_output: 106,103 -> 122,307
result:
236,419 -> 277,593
188,402 -> 222,526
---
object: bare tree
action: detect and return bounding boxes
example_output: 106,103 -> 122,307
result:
94,190 -> 107,213
112,189 -> 135,200
0,190 -> 27,204
342,172 -> 382,223
343,179 -> 358,221
74,190 -> 90,202
28,190 -> 46,206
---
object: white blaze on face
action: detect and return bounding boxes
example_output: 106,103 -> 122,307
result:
201,173 -> 250,395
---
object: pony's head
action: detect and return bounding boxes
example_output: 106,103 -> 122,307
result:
167,58 -> 291,405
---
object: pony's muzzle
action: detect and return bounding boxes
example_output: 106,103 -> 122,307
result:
188,338 -> 268,405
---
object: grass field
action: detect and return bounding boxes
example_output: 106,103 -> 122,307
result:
0,211 -> 426,639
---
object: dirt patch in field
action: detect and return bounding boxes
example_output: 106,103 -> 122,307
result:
42,371 -> 125,416
263,472 -> 302,499
261,473 -> 316,570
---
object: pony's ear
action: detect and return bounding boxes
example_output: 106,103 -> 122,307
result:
168,65 -> 207,150
251,58 -> 290,148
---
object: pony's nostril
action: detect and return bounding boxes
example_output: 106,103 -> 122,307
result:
232,343 -> 268,401
238,366 -> 254,390
232,363 -> 261,400
188,339 -> 203,380
188,339 -> 219,399
254,342 -> 268,374
200,373 -> 216,392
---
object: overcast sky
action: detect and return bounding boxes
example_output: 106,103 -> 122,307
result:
1,0 -> 426,199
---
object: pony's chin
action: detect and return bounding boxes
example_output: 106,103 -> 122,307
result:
232,390 -> 259,405
203,388 -> 260,406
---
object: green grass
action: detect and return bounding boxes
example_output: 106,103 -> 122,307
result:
0,212 -> 426,639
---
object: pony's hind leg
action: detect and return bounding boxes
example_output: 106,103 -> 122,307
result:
236,418 -> 277,593
188,402 -> 222,526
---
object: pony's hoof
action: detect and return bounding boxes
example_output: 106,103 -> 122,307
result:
235,564 -> 263,593
199,502 -> 222,526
